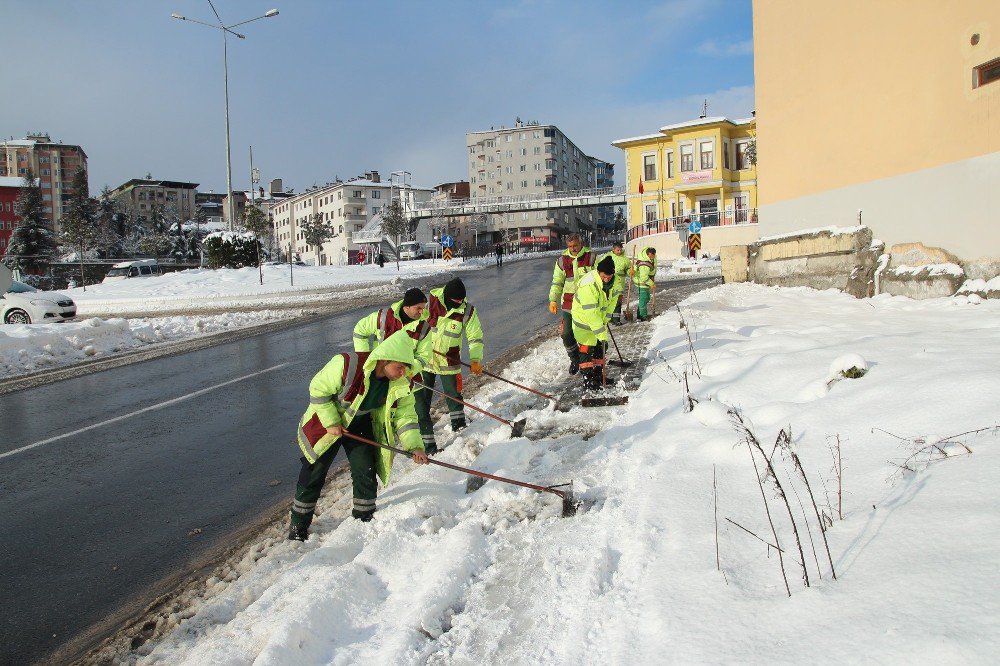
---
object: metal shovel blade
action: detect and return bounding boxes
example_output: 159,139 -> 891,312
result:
581,395 -> 630,408
547,482 -> 580,517
608,359 -> 634,368
510,418 -> 527,438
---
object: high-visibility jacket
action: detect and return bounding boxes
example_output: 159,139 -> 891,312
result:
598,251 -> 630,281
632,247 -> 657,288
423,287 -> 484,376
296,330 -> 423,483
571,271 -> 612,347
353,298 -> 432,369
549,246 -> 594,311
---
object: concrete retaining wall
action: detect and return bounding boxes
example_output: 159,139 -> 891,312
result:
626,224 -> 759,261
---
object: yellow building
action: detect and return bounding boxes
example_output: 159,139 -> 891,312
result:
753,0 -> 1000,261
612,116 -> 759,258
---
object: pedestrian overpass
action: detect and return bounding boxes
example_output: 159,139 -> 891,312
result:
404,185 -> 626,220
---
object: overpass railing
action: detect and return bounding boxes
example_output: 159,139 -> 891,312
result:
411,185 -> 626,215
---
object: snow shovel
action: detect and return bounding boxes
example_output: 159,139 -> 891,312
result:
412,378 -> 527,438
605,325 -> 634,369
341,432 -> 579,517
434,350 -> 556,402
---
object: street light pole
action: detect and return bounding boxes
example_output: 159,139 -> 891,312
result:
170,4 -> 279,231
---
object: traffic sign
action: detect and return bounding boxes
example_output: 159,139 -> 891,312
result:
689,220 -> 702,234
688,233 -> 702,256
443,247 -> 453,261
441,234 -> 454,248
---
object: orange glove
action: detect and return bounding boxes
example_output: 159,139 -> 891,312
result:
470,360 -> 483,375
548,301 -> 558,314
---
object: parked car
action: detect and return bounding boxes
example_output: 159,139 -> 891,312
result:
2,280 -> 77,324
102,259 -> 161,283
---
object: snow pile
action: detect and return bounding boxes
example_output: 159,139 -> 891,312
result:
889,262 -> 964,277
128,283 -> 1000,664
666,256 -> 721,277
758,224 -> 864,242
0,310 -> 298,378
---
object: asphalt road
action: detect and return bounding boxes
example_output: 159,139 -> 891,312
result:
0,255 -> 562,665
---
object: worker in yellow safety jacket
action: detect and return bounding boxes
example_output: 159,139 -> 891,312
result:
288,329 -> 428,541
632,246 -> 657,321
597,241 -> 630,325
353,287 -> 432,368
548,233 -> 594,375
572,255 -> 619,390
416,278 -> 484,454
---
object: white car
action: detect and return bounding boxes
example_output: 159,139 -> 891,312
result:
1,280 -> 77,324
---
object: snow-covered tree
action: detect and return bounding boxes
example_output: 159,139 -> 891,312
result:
381,200 -> 410,271
60,167 -> 97,287
92,188 -> 125,259
4,168 -> 58,274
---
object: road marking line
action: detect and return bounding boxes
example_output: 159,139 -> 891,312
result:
0,363 -> 292,461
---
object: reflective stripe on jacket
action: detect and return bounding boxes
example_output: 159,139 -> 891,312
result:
549,247 -> 594,311
424,287 -> 485,375
296,332 -> 423,483
571,271 -> 611,346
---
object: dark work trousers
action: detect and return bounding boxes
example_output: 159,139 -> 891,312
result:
560,310 -> 578,362
291,413 -> 378,528
415,371 -> 467,442
578,341 -> 607,389
611,294 -> 623,324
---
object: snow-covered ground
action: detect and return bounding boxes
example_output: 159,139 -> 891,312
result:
0,253 -> 561,379
120,283 -> 1000,664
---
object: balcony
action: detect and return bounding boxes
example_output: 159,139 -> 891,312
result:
626,209 -> 758,243
345,213 -> 367,223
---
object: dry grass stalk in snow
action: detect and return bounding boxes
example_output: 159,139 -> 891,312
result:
874,425 -> 995,480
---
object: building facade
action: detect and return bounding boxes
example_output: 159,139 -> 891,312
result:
466,121 -> 612,247
592,159 -> 617,232
0,133 -> 88,234
0,177 -> 21,256
753,0 -> 1000,260
106,179 -> 199,223
428,181 -> 475,249
269,171 -> 432,266
612,116 -> 759,258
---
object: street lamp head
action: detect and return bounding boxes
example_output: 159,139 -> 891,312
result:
170,12 -> 185,19
236,32 -> 246,39
265,9 -> 279,17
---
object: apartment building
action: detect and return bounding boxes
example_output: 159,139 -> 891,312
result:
466,121 -> 612,246
0,133 -> 88,234
429,181 -> 475,248
0,176 -> 21,255
269,171 -> 432,266
106,178 -> 199,222
753,0 -> 1000,259
612,115 -> 758,258
592,159 -> 616,231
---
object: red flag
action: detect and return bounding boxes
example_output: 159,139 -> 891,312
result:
638,178 -> 644,194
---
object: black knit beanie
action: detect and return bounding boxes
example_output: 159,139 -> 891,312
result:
402,287 -> 427,307
597,256 -> 616,275
443,278 -> 466,304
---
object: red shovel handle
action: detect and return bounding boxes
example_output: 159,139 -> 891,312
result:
340,431 -> 566,500
433,350 -> 555,401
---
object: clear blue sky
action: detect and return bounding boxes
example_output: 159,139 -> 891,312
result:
4,0 -> 754,194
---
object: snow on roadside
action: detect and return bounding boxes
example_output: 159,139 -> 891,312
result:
128,283 -> 1000,664
0,310 -> 301,378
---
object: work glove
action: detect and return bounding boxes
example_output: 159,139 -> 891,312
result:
548,301 -> 558,315
470,360 -> 483,375
650,281 -> 656,290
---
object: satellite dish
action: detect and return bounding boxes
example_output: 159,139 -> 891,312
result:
0,262 -> 11,294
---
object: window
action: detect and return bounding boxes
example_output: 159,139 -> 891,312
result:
723,141 -> 730,169
534,163 -> 541,171
520,148 -> 527,156
736,142 -> 750,170
520,165 -> 526,172
505,166 -> 513,174
666,151 -> 674,178
680,144 -> 694,172
975,57 -> 1000,88
643,154 -> 657,181
535,179 -> 542,186
521,180 -> 528,187
534,146 -> 541,155
506,150 -> 513,158
545,159 -> 556,169
338,192 -> 343,200
506,135 -> 512,142
506,182 -> 513,190
352,190 -> 362,198
700,141 -> 714,169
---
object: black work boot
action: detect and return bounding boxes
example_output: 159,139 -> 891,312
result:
425,441 -> 439,455
568,358 -> 580,375
288,524 -> 309,541
353,510 -> 375,523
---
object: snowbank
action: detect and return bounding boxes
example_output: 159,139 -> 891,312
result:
125,284 -> 1000,664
